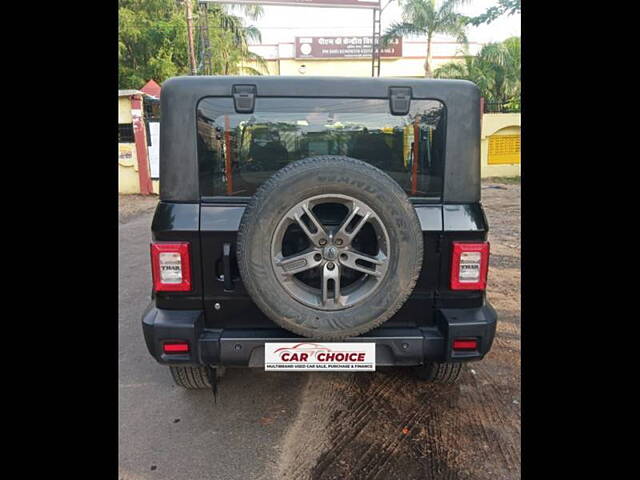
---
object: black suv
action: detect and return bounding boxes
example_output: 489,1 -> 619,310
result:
142,76 -> 496,388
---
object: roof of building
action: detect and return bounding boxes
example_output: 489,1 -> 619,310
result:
140,79 -> 161,98
118,89 -> 143,97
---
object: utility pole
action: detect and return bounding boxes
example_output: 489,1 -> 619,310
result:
199,2 -> 212,75
371,0 -> 396,77
185,0 -> 197,75
371,7 -> 381,77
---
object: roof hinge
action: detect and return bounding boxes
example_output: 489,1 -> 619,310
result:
389,87 -> 412,115
232,84 -> 257,114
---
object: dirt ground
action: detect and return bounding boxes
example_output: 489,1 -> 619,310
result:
119,194 -> 159,223
275,181 -> 521,480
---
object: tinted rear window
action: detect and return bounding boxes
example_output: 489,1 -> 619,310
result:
196,97 -> 446,198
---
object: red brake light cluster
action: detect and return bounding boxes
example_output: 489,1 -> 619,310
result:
450,242 -> 489,290
150,242 -> 192,292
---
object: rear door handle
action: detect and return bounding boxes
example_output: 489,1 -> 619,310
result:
222,242 -> 234,291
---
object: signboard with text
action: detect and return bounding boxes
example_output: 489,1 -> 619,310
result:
202,0 -> 380,9
265,342 -> 376,371
295,36 -> 402,59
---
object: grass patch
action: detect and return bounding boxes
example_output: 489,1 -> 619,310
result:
484,176 -> 520,185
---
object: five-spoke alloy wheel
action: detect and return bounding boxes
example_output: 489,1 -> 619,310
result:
272,194 -> 390,310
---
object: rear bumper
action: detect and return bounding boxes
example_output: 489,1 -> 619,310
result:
141,302 -> 497,367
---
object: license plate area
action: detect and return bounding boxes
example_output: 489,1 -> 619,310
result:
264,342 -> 376,371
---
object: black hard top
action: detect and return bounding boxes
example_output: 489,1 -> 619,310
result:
159,75 -> 481,203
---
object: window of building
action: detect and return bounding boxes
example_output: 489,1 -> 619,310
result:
119,123 -> 135,143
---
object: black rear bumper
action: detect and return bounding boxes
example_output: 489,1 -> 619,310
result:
141,302 -> 497,367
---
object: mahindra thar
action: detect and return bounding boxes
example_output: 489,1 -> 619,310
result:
142,76 -> 497,388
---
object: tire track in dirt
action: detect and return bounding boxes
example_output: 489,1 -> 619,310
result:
278,373 -> 403,479
460,367 -> 521,477
279,369 -> 508,480
313,373 -> 420,479
276,182 -> 520,480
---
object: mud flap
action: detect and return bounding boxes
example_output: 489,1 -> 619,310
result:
206,365 -> 218,402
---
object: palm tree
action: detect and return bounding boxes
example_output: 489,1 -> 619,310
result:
196,2 -> 268,75
382,0 -> 468,78
213,13 -> 268,75
467,0 -> 520,26
434,37 -> 520,109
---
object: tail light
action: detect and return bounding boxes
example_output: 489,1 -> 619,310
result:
163,341 -> 190,354
451,242 -> 489,290
150,242 -> 192,292
453,338 -> 479,350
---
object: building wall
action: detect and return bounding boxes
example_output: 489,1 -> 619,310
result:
119,97 -> 133,123
119,143 -> 140,194
119,95 -> 140,193
248,56 -> 465,77
275,56 -> 460,77
248,40 -> 477,78
480,113 -> 521,178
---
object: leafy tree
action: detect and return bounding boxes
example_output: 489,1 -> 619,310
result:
381,0 -> 469,78
119,0 -> 189,89
434,36 -> 520,109
118,0 -> 266,89
467,0 -> 521,26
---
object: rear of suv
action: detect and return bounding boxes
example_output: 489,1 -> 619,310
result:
142,76 -> 496,388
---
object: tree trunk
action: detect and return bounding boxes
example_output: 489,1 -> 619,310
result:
185,0 -> 197,75
424,34 -> 433,78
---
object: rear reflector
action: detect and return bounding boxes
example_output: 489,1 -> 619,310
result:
163,342 -> 190,354
151,242 -> 192,292
453,339 -> 478,350
451,242 -> 489,290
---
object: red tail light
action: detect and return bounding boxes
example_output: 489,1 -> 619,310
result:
150,242 -> 192,292
451,242 -> 489,290
453,338 -> 478,350
163,341 -> 190,354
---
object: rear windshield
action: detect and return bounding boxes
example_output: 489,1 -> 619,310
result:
196,97 -> 446,198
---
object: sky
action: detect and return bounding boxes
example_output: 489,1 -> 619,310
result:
234,0 -> 521,45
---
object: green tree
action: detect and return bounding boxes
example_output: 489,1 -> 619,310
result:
118,0 -> 266,89
119,0 -> 189,89
381,0 -> 468,78
467,0 -> 520,26
434,36 -> 520,109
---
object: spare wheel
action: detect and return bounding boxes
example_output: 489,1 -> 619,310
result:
237,156 -> 423,340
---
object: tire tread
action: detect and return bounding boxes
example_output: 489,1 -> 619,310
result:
169,366 -> 212,389
415,362 -> 463,384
